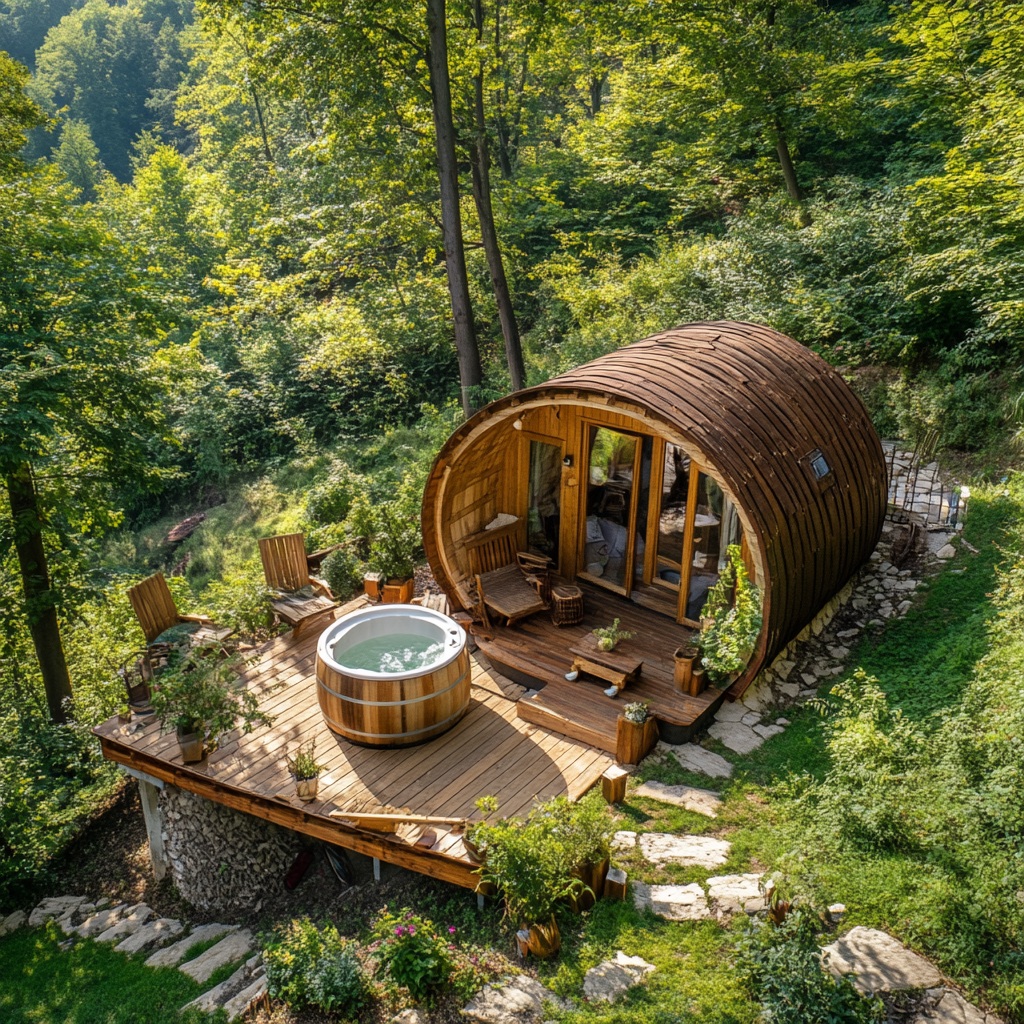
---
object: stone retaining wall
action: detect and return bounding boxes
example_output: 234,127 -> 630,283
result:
159,786 -> 302,911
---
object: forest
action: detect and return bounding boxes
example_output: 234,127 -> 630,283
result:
2,0 -> 1024,1018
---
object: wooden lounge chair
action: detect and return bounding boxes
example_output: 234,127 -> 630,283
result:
128,572 -> 234,646
465,520 -> 550,628
258,532 -> 336,638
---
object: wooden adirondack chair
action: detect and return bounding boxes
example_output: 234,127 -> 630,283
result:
465,519 -> 551,628
258,532 -> 336,638
127,572 -> 234,646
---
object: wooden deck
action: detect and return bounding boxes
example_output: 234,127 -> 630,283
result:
94,600 -> 614,890
475,582 -> 727,753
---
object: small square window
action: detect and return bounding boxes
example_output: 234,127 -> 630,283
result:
808,448 -> 831,480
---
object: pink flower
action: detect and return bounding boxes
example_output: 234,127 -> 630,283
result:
395,926 -> 403,936
449,926 -> 456,934
408,926 -> 416,935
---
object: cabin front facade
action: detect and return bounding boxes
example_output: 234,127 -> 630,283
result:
423,321 -> 888,746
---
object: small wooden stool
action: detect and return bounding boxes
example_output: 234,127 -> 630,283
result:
567,634 -> 643,695
551,585 -> 583,627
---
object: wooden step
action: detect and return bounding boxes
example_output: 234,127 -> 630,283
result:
517,679 -> 621,753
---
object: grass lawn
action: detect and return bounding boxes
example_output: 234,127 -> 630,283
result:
0,925 -> 235,1024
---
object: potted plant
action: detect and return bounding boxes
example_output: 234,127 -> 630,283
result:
592,618 -> 633,652
150,645 -> 274,764
698,545 -> 763,687
286,739 -> 326,803
369,503 -> 419,604
545,795 -> 615,912
472,804 -> 584,959
463,795 -> 497,863
616,700 -> 659,764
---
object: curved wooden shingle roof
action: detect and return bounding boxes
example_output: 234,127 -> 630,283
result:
422,321 -> 887,692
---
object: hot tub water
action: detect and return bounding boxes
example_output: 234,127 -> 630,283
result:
334,632 -> 445,674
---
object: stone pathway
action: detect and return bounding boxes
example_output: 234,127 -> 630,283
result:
583,951 -> 656,1003
3,894 -> 263,1021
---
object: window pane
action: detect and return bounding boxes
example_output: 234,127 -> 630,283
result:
527,440 -> 561,564
655,444 -> 690,586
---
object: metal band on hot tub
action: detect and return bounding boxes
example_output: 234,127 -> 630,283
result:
318,705 -> 469,740
316,668 -> 469,706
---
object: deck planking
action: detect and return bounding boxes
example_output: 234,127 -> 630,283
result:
94,600 -> 614,889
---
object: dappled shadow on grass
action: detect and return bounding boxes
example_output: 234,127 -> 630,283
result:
0,925 -> 220,1024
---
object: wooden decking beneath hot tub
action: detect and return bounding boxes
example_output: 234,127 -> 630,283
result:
93,598 -> 614,889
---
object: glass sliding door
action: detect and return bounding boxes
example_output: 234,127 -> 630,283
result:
526,439 -> 562,566
580,426 -> 644,593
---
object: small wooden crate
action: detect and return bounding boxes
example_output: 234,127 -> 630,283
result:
551,585 -> 584,627
382,577 -> 415,604
601,764 -> 628,804
616,715 -> 659,765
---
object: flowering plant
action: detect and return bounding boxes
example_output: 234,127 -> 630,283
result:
373,909 -> 453,1002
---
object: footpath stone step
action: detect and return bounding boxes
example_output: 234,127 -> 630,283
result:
1,910 -> 27,936
638,832 -> 731,868
822,926 -> 942,995
145,923 -> 238,968
633,881 -> 710,921
462,975 -> 572,1023
96,905 -> 154,943
28,896 -> 87,928
706,874 -> 764,916
632,780 -> 722,817
181,954 -> 267,1022
658,741 -> 734,779
582,951 -> 656,1003
180,929 -> 254,984
76,905 -> 128,938
115,918 -> 183,954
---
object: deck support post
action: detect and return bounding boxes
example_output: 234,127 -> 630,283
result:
127,769 -> 168,882
373,857 -> 381,882
477,893 -> 485,910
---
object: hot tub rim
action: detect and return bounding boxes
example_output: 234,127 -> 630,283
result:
316,603 -> 467,683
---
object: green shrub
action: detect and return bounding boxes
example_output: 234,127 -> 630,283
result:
201,563 -> 273,641
321,548 -> 364,598
373,909 -> 454,1003
735,904 -> 882,1023
306,468 -> 359,525
263,919 -> 367,1014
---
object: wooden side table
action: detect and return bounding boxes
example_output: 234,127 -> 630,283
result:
567,634 -> 643,695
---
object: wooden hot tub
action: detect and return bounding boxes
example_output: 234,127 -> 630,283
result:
315,605 -> 470,747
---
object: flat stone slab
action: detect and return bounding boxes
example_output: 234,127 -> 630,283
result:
713,702 -> 749,723
611,830 -> 637,852
462,975 -> 569,1023
753,723 -> 785,740
76,904 -> 128,938
182,954 -> 263,1015
633,781 -> 722,817
146,922 -> 238,968
706,874 -> 765,916
96,905 -> 154,942
822,927 -> 942,995
638,832 -> 731,868
222,974 -> 268,1022
633,882 -> 710,921
1,910 -> 27,935
583,951 -> 656,1003
912,987 -> 1003,1024
180,929 -> 254,984
664,743 -> 733,779
115,917 -> 183,954
28,896 -> 87,928
707,720 -> 764,754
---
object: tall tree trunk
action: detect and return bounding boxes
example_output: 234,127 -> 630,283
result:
6,464 -> 73,724
589,72 -> 607,117
472,0 -> 525,392
775,126 -> 812,226
426,0 -> 483,417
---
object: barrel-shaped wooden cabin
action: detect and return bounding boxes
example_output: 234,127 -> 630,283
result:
422,322 -> 887,747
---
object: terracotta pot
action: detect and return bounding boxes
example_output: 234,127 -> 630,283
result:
569,858 -> 609,912
176,726 -> 205,764
382,576 -> 414,603
515,916 -> 561,958
294,776 -> 320,803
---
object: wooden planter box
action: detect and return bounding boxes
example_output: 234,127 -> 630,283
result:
363,572 -> 382,601
569,857 -> 609,913
382,577 -> 415,604
615,715 -> 659,765
673,645 -> 700,694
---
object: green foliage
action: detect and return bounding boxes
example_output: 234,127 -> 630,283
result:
51,117 -> 101,200
199,563 -> 274,642
735,906 -> 882,1024
472,799 -> 588,925
622,701 -> 649,724
149,646 -> 273,744
361,501 -> 421,582
544,792 -> 616,866
305,468 -> 360,525
373,909 -> 454,1003
321,547 -> 364,599
699,546 -> 764,684
592,618 -> 633,651
263,918 -> 367,1015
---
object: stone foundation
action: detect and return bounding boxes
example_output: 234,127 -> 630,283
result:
159,786 -> 302,911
